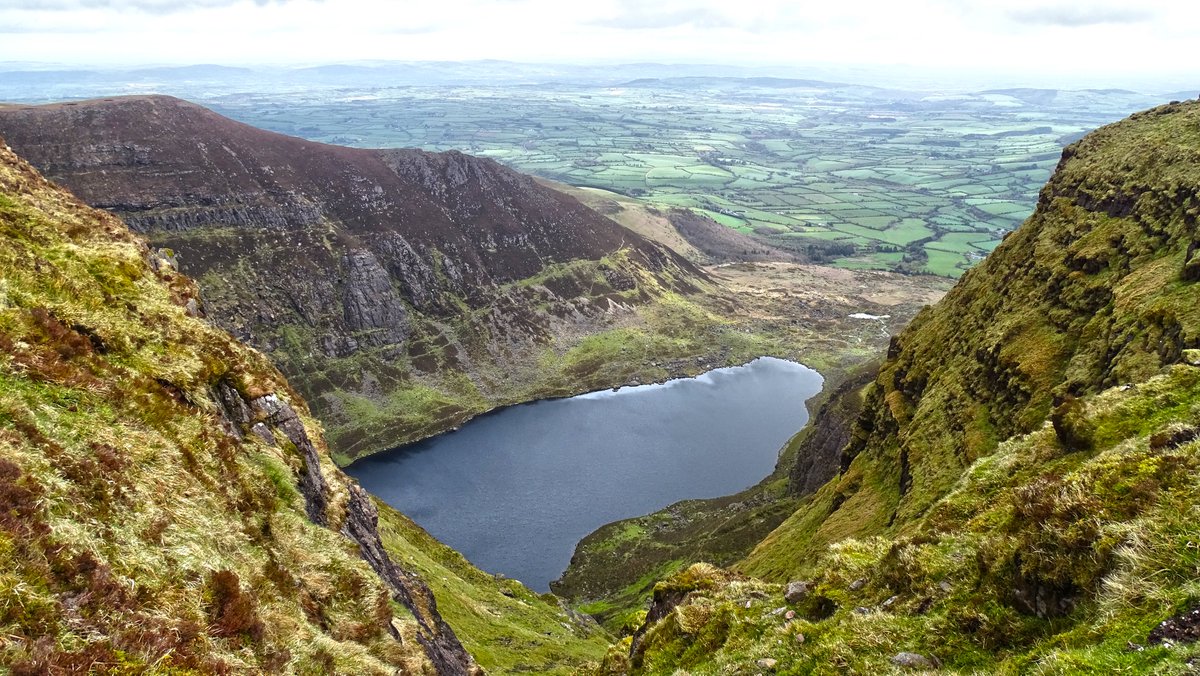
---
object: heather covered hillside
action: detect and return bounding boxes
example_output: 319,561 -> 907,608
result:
0,96 -> 931,466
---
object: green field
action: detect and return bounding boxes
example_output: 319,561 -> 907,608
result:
211,82 -> 1156,276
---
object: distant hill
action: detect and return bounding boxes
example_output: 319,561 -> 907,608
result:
127,64 -> 256,79
620,76 -> 862,89
979,87 -> 1059,104
1163,90 -> 1200,101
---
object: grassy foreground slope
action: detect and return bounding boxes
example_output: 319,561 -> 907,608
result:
0,139 -> 607,673
0,137 -> 439,673
376,502 -> 612,673
608,363 -> 1200,674
604,100 -> 1200,673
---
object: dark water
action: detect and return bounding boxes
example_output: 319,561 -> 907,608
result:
347,357 -> 823,591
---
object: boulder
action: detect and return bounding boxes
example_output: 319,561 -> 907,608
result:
784,580 -> 811,604
890,652 -> 935,669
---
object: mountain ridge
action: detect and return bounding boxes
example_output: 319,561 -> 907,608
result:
0,133 -> 616,674
0,95 -> 737,463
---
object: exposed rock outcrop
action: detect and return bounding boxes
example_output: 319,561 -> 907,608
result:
342,484 -> 479,675
628,586 -> 692,669
207,375 -> 479,672
341,248 -> 409,349
890,652 -> 936,669
787,363 -> 877,497
248,393 -> 331,527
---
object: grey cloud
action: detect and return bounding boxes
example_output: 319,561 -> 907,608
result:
1007,4 -> 1154,27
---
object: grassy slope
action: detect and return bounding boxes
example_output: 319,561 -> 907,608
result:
376,503 -> 612,673
0,141 -> 427,672
746,99 -> 1200,578
606,364 -> 1200,674
0,141 -> 609,673
609,101 -> 1200,673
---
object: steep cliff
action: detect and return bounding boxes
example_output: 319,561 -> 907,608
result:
607,101 -> 1200,673
0,96 -> 722,462
0,139 -> 608,673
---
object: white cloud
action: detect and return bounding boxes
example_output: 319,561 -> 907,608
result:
0,0 -> 1195,87
0,0 -> 292,13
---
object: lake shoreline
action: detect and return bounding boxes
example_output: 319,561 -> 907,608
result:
347,354 -> 823,471
348,356 -> 824,591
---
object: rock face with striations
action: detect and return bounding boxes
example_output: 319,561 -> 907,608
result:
0,95 -> 707,461
340,248 -> 409,351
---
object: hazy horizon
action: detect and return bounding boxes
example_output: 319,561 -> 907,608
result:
1,0 -> 1197,92
0,58 -> 1194,94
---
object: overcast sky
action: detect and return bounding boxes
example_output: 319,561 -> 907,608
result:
0,0 -> 1196,88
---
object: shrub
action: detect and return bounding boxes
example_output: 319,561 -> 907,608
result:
207,570 -> 265,641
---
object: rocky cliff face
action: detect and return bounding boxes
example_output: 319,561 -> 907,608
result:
0,96 -> 709,461
785,363 -> 878,497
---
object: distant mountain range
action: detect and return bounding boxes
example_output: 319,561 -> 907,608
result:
0,61 -> 1192,97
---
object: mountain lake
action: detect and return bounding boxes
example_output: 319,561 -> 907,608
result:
346,356 -> 823,591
